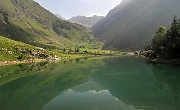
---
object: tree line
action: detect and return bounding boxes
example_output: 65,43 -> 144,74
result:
145,16 -> 180,59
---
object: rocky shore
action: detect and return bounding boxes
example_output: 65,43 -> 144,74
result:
136,50 -> 180,65
146,58 -> 180,65
0,59 -> 47,66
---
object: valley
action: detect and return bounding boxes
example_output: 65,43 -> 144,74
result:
1,0 -> 180,64
0,0 -> 180,110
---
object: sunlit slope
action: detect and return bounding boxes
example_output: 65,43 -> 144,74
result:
0,36 -> 53,61
0,0 -> 103,49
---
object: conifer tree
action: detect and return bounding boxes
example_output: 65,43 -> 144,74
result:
148,16 -> 180,59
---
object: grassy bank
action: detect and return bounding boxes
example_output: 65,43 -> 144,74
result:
0,36 -> 133,66
0,36 -> 56,60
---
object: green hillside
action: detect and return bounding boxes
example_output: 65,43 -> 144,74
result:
0,36 -> 52,61
0,0 -> 103,50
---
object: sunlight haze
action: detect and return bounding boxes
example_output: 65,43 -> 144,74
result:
34,0 -> 122,19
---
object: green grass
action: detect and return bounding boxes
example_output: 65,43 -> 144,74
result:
0,35 -> 120,62
0,36 -> 53,61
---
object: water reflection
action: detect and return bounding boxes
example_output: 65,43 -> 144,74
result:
0,61 -> 49,86
92,57 -> 180,110
0,58 -> 104,110
152,64 -> 180,109
42,81 -> 136,110
43,57 -> 180,110
0,57 -> 180,110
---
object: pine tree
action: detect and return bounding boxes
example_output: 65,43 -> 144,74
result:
167,16 -> 180,57
148,16 -> 180,59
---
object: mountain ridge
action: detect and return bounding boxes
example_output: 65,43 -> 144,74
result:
0,0 -> 103,50
92,0 -> 180,50
68,15 -> 104,28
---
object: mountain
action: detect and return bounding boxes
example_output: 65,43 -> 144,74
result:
68,15 -> 104,28
0,0 -> 103,50
55,14 -> 65,20
92,0 -> 180,50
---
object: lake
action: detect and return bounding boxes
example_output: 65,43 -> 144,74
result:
0,56 -> 180,110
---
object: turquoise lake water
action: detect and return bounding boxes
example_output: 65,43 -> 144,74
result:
0,56 -> 179,110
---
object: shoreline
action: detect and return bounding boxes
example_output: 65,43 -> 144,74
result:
146,58 -> 180,65
0,59 -> 47,66
0,52 -> 135,67
137,51 -> 180,65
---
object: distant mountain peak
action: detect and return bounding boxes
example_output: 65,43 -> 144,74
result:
55,14 -> 65,20
67,15 -> 104,28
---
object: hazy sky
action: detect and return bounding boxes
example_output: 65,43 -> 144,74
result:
34,0 -> 122,19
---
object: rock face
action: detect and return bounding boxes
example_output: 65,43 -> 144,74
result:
92,0 -> 180,50
68,15 -> 104,28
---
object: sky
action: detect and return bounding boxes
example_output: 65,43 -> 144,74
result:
34,0 -> 122,19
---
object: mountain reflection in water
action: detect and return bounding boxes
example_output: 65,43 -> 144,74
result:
0,56 -> 179,110
42,81 -> 136,110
